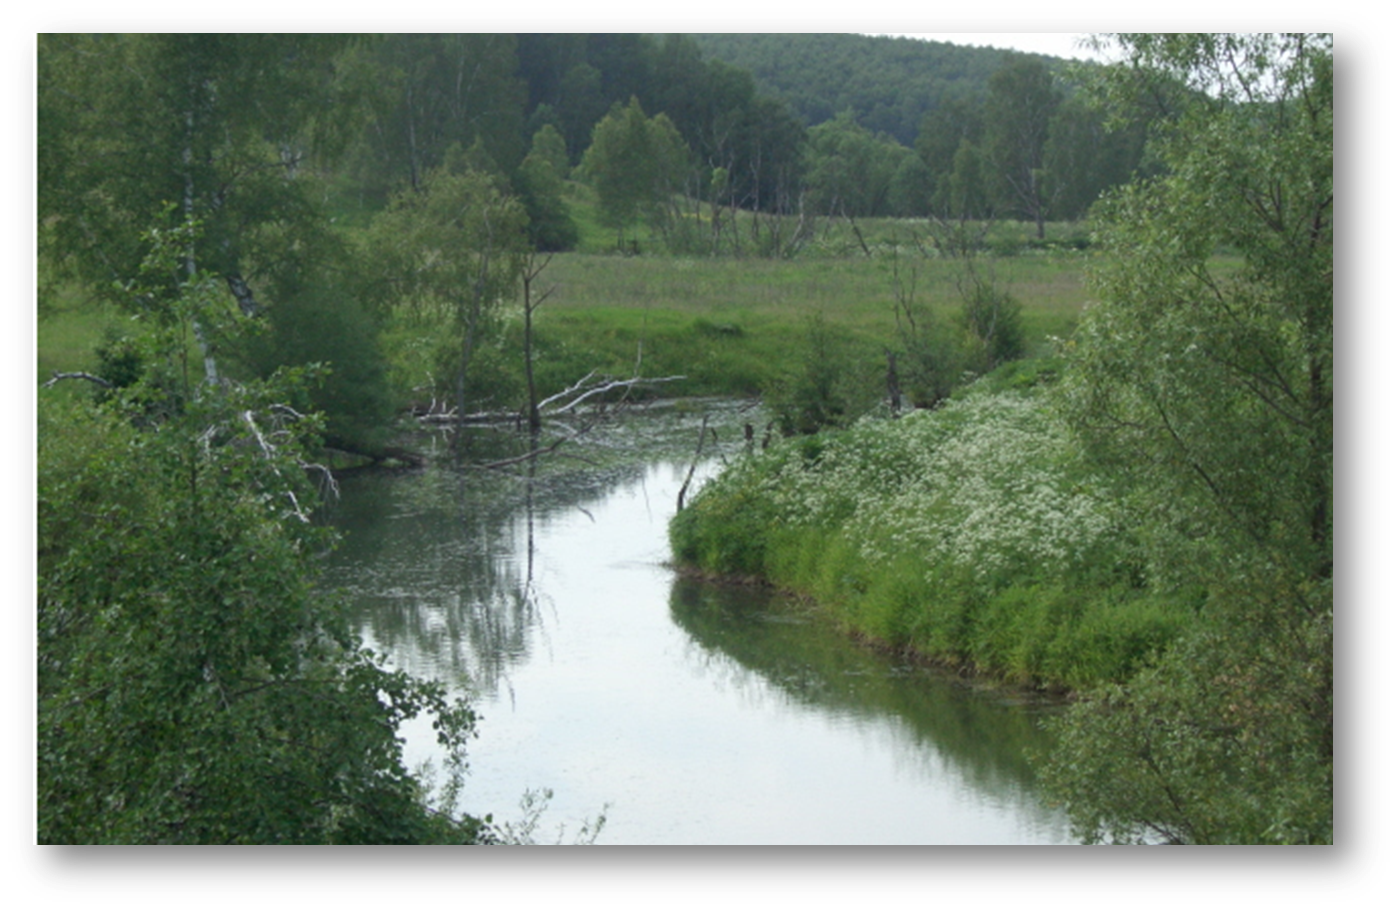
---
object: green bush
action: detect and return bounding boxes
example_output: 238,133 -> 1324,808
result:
765,313 -> 878,436
961,281 -> 1025,371
236,278 -> 394,454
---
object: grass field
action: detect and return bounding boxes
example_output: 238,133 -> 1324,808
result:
506,250 -> 1092,402
37,247 -> 1095,412
37,201 -> 1097,415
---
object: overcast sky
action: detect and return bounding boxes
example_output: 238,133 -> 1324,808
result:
879,33 -> 1107,61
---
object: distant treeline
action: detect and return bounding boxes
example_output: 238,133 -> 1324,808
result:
324,34 -> 1154,227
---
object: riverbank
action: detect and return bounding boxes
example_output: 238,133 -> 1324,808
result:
668,364 -> 1195,692
672,561 -> 1086,700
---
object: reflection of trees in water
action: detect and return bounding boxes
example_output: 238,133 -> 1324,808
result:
668,576 -> 1064,811
327,464 -> 540,696
323,402 -> 759,697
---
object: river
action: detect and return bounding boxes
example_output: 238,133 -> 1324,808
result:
322,401 -> 1073,844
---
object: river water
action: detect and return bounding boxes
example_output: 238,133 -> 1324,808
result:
323,401 -> 1072,844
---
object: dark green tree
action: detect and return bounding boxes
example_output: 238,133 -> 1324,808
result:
803,111 -> 908,219
983,57 -> 1062,238
514,124 -> 579,252
38,34 -> 352,382
917,96 -> 986,219
888,152 -> 935,217
1042,93 -> 1150,222
234,260 -> 394,454
338,35 -> 527,201
556,62 -> 609,161
577,97 -> 693,249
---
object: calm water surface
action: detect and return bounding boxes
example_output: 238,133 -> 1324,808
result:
324,403 -> 1072,844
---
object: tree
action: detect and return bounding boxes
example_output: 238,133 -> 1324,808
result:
233,257 -> 394,454
1042,33 -> 1332,844
577,97 -> 693,249
1041,93 -> 1150,222
740,97 -> 813,258
37,34 -> 396,454
803,111 -> 907,219
38,34 -> 353,383
514,124 -> 579,252
917,96 -> 986,220
37,228 -> 489,843
338,35 -> 527,201
982,57 -> 1062,238
359,164 -> 530,422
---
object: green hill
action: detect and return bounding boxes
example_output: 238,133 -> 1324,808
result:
689,33 -> 1066,146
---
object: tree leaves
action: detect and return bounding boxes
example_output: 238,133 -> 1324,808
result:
1041,33 -> 1332,844
37,243 -> 487,844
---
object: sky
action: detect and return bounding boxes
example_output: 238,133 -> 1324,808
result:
868,32 -> 1106,61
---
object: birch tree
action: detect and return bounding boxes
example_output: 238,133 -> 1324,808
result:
982,57 -> 1062,238
38,34 -> 350,383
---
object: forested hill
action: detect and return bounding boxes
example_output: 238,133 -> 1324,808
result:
689,33 -> 1065,146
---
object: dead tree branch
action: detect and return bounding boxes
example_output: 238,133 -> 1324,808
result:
43,371 -> 114,389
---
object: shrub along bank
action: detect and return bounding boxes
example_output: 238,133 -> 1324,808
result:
669,363 -> 1195,691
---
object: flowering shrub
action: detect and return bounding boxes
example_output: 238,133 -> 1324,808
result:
671,378 -> 1188,687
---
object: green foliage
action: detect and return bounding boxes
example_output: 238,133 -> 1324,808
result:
38,34 -> 349,312
37,248 -> 490,843
357,164 -> 530,409
691,33 -> 1017,148
958,273 -> 1025,371
92,330 -> 149,397
1042,94 -> 1151,222
235,274 -> 394,453
803,111 -> 923,218
1061,35 -> 1332,586
1040,601 -> 1332,844
576,97 -> 693,248
918,97 -> 988,221
336,35 -> 527,203
515,125 -> 580,251
765,313 -> 875,436
1040,32 -> 1332,843
672,378 -> 1189,689
983,57 -> 1063,236
887,253 -> 966,409
892,313 -> 964,409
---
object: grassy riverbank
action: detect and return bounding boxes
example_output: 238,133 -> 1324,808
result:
669,361 -> 1195,691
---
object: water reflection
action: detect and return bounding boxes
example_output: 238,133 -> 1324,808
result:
327,404 -> 745,696
322,404 -> 1071,843
670,577 -> 1060,804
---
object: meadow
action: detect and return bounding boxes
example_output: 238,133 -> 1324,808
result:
381,244 -> 1096,411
